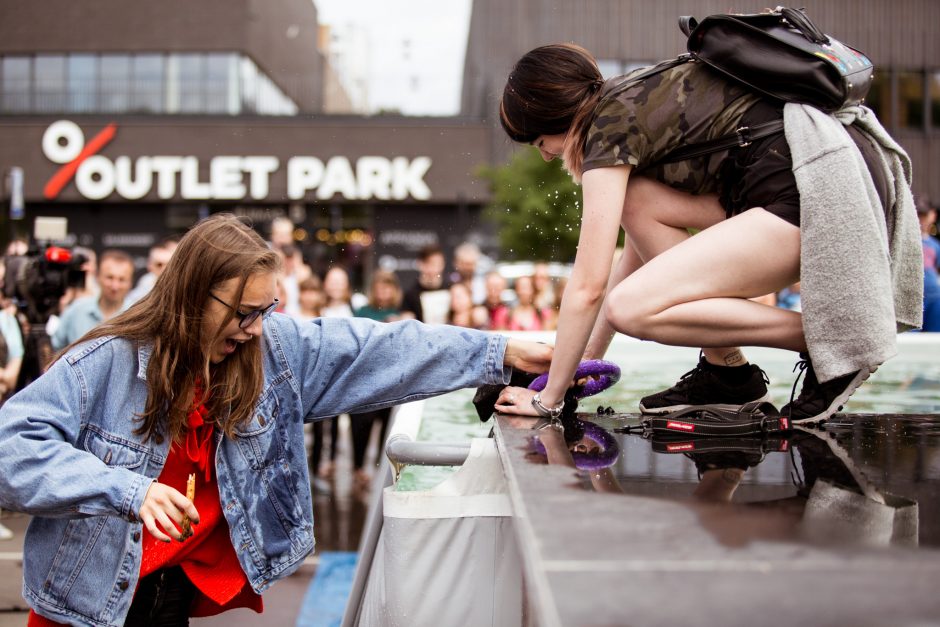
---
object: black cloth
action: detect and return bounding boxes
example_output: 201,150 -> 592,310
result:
124,566 -> 196,626
310,416 -> 339,473
719,100 -> 889,227
350,408 -> 392,470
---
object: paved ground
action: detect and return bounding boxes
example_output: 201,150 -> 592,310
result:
0,417 -> 374,626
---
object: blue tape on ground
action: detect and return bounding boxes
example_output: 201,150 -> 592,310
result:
296,551 -> 359,627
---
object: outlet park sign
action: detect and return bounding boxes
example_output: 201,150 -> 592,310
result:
41,120 -> 433,202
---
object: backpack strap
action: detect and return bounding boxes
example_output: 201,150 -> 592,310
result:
657,119 -> 785,164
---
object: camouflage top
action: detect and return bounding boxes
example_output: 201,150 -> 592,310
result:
582,60 -> 761,194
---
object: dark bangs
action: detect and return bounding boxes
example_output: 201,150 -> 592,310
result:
499,79 -> 572,144
499,43 -> 600,145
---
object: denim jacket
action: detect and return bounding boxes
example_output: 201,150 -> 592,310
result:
0,314 -> 509,626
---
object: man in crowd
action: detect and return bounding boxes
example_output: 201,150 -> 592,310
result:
402,244 -> 450,323
51,249 -> 135,350
449,241 -> 486,304
126,238 -> 178,304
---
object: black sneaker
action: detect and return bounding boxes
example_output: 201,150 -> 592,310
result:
779,353 -> 875,424
639,355 -> 772,415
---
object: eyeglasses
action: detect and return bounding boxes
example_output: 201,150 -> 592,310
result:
209,293 -> 278,329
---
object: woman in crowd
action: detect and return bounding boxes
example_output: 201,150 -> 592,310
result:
311,265 -> 357,480
447,282 -> 489,329
483,271 -> 511,331
289,275 -> 329,493
506,275 -> 555,331
493,43 -> 921,424
0,214 -> 550,626
350,270 -> 412,491
532,261 -> 557,311
296,275 -> 325,322
354,270 -> 412,323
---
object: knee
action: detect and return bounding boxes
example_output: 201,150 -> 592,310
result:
603,284 -> 657,340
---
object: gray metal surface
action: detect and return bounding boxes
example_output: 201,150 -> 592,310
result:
494,413 -> 940,627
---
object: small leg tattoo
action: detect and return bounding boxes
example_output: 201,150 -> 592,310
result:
723,350 -> 746,367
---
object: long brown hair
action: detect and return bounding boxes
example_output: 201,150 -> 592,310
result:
70,214 -> 281,443
367,270 -> 402,309
499,43 -> 603,180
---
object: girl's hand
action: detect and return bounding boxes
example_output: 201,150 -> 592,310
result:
494,386 -> 539,416
503,339 -> 553,374
138,482 -> 200,543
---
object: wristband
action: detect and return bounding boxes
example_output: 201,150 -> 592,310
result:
531,392 -> 564,419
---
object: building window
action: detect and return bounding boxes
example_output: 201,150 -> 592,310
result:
865,70 -> 892,123
596,59 -> 657,80
240,56 -> 259,113
132,54 -> 165,113
177,53 -> 206,113
596,59 -> 622,79
68,54 -> 98,112
1,56 -> 31,112
100,55 -> 131,113
34,54 -> 67,112
898,71 -> 925,130
0,51 -> 295,115
205,53 -> 237,114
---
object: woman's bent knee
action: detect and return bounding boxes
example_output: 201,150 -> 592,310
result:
604,290 -> 657,340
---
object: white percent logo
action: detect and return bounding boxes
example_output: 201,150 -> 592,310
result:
42,120 -> 85,164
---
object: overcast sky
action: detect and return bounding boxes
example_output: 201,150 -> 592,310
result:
313,0 -> 473,116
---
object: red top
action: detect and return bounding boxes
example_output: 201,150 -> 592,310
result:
29,388 -> 262,626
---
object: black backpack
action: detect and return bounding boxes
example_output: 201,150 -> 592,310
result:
603,7 -> 874,163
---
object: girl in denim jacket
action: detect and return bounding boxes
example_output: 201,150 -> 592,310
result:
0,214 -> 550,626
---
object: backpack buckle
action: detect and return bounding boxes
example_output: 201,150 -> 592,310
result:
735,126 -> 753,148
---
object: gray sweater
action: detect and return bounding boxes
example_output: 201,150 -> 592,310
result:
783,103 -> 923,382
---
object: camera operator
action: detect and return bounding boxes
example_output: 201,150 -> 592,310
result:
50,249 -> 134,351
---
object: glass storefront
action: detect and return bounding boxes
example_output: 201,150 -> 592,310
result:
0,52 -> 297,115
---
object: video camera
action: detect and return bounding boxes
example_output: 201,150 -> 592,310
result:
3,217 -> 87,325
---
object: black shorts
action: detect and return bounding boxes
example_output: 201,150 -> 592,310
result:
718,100 -> 889,227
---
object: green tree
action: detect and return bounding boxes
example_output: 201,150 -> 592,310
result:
478,149 -> 582,262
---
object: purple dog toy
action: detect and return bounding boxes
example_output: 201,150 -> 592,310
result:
532,420 -> 620,470
528,359 -> 621,399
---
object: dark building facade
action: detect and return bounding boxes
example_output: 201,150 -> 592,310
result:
0,0 -> 494,287
4,0 -> 939,288
462,0 -> 940,202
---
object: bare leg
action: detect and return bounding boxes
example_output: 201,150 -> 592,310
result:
620,176 -> 750,365
607,207 -> 804,351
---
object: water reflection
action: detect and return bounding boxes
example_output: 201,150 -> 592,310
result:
525,415 -> 938,549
